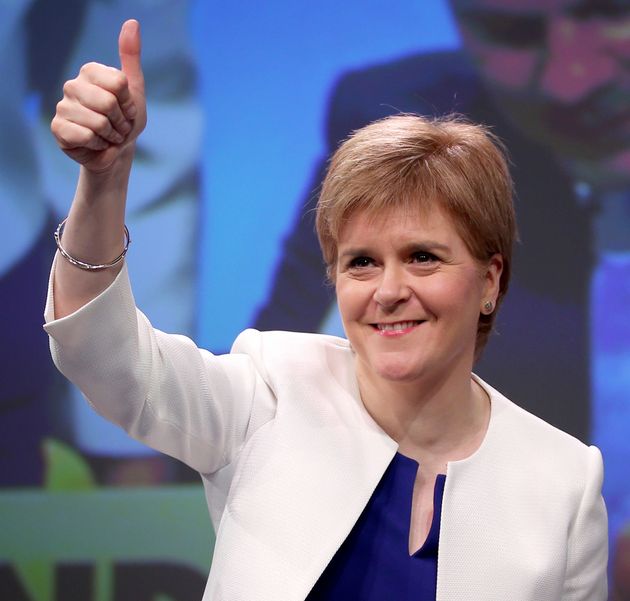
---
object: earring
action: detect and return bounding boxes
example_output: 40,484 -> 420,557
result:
483,300 -> 494,314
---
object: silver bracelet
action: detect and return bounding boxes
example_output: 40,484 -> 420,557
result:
54,218 -> 131,271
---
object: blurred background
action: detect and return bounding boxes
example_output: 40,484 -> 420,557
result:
1,0 -> 629,599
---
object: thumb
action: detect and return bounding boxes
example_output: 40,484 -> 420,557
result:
118,19 -> 144,91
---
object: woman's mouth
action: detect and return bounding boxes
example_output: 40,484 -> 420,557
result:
372,320 -> 424,335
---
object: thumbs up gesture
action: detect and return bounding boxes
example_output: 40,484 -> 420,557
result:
51,20 -> 147,173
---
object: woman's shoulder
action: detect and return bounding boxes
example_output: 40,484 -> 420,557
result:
230,329 -> 354,380
472,375 -> 601,480
232,328 -> 351,355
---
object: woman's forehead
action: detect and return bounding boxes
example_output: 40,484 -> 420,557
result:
338,203 -> 460,244
339,195 -> 438,230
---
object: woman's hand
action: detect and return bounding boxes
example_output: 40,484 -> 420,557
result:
51,19 -> 146,173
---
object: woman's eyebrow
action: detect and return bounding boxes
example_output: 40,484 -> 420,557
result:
338,241 -> 452,258
337,247 -> 371,259
403,240 -> 451,253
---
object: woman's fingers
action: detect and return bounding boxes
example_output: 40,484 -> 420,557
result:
52,61 -> 140,169
57,103 -> 122,145
80,63 -> 137,119
118,20 -> 145,101
60,82 -> 131,140
64,67 -> 133,134
52,21 -> 146,172
51,118 -> 109,152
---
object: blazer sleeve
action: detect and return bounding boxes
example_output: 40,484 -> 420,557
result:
563,445 -> 608,600
43,257 -> 276,475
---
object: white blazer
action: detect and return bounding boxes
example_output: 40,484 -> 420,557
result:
44,261 -> 608,601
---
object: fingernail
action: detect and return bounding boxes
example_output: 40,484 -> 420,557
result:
120,120 -> 132,134
126,104 -> 137,119
124,19 -> 139,34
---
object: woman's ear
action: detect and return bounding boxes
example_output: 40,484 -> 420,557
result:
481,254 -> 503,314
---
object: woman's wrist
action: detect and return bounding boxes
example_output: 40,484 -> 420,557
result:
61,145 -> 134,266
79,143 -> 135,194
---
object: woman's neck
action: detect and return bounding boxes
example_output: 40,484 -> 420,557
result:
356,363 -> 490,468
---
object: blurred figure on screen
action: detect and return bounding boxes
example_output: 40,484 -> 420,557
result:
455,0 -> 630,188
0,0 -> 200,485
255,0 -> 630,587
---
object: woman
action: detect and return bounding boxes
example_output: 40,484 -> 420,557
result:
44,20 -> 607,601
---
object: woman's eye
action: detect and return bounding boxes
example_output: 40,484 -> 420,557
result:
348,256 -> 373,269
411,251 -> 438,264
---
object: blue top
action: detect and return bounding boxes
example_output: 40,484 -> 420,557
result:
306,453 -> 446,600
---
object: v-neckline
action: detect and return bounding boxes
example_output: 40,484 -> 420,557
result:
395,452 -> 447,557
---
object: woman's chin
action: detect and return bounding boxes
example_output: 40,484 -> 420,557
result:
373,362 -> 423,383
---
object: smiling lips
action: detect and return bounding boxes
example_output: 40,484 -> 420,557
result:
372,320 -> 424,336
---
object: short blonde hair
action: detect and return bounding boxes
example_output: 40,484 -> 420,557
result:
316,113 -> 517,357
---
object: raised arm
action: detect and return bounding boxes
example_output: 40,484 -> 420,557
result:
50,19 -> 146,318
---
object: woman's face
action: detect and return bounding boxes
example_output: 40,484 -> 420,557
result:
335,204 -> 502,387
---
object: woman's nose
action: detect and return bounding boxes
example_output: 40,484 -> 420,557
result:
373,266 -> 411,308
